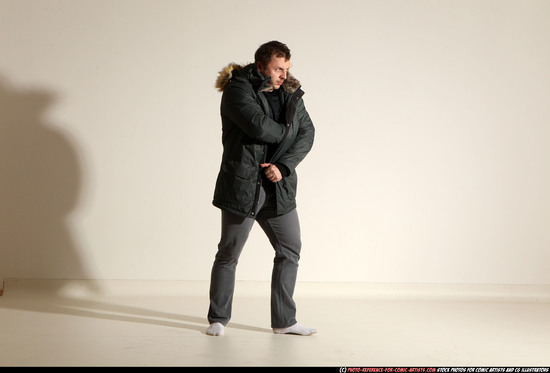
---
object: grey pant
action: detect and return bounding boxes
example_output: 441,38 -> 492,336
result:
208,184 -> 301,328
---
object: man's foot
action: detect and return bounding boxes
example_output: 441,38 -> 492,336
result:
206,322 -> 224,336
273,322 -> 317,336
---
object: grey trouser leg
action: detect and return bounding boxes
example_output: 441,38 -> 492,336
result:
208,184 -> 301,328
257,207 -> 301,328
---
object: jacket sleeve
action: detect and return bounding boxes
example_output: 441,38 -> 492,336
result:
275,99 -> 315,174
221,84 -> 285,144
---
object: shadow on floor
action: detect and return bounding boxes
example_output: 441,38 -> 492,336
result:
0,285 -> 271,334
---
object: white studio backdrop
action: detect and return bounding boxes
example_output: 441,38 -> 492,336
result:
1,0 -> 549,285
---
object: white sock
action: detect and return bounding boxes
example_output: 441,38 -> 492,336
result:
206,322 -> 224,336
273,323 -> 317,336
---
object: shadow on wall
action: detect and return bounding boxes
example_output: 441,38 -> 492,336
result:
0,74 -> 92,285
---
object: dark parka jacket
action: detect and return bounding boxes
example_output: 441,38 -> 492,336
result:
213,63 -> 315,218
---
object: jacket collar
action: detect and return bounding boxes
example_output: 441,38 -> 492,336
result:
215,63 -> 301,94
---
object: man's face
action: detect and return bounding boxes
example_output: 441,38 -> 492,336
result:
257,56 -> 290,90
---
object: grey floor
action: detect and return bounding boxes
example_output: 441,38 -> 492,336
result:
0,279 -> 549,367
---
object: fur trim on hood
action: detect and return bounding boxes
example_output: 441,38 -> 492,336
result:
215,63 -> 301,93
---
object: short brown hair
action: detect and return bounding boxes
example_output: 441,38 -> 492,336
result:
254,41 -> 291,68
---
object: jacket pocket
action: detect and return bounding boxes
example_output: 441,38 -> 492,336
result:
221,159 -> 256,179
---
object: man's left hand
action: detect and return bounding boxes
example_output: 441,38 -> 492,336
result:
260,163 -> 282,183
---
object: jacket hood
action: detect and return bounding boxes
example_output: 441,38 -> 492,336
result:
215,63 -> 301,93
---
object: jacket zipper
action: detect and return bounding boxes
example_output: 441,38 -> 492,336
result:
250,145 -> 268,217
250,85 -> 272,217
251,87 -> 300,216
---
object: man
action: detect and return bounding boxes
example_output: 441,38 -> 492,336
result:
207,41 -> 316,336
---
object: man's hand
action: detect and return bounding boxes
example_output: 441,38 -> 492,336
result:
260,163 -> 282,183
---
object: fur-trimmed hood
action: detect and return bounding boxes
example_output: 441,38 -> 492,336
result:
215,63 -> 301,93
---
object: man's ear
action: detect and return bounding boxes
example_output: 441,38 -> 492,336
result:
256,62 -> 263,71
